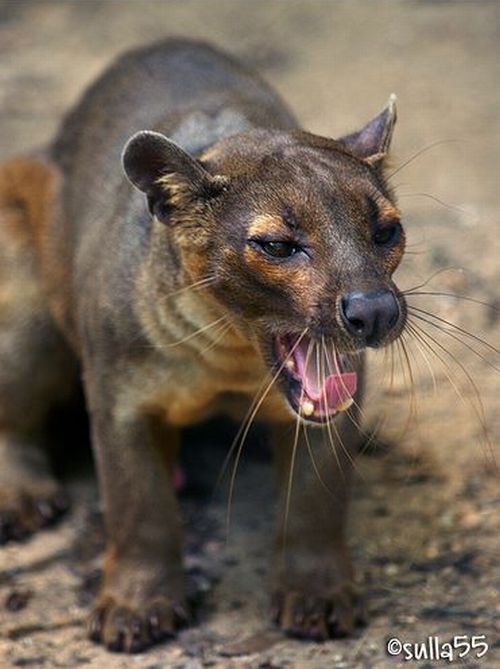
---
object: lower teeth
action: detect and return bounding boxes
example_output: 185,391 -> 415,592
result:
300,396 -> 353,417
336,397 -> 354,412
301,400 -> 315,416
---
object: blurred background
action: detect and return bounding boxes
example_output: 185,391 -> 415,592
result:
0,2 -> 498,668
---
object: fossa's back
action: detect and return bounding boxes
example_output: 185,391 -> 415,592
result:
52,39 -> 297,234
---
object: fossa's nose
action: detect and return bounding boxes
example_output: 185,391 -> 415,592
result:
340,289 -> 400,346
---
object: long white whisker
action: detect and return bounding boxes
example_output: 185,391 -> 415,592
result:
224,328 -> 309,535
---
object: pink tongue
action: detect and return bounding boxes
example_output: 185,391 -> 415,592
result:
294,339 -> 357,409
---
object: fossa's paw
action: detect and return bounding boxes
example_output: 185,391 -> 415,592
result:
272,583 -> 366,640
0,486 -> 70,544
88,594 -> 188,653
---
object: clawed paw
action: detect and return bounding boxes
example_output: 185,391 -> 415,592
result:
88,594 -> 188,653
272,583 -> 366,640
0,488 -> 70,544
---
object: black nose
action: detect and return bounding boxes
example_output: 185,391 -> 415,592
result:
340,289 -> 400,345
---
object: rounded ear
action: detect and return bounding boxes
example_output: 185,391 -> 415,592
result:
122,130 -> 211,194
338,94 -> 397,160
122,131 -> 229,223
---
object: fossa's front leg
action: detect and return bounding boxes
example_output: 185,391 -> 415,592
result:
84,364 -> 186,653
271,418 -> 365,640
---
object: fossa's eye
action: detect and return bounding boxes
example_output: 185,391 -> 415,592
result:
373,221 -> 401,248
251,239 -> 301,259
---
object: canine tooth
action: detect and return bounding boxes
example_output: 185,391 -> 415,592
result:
301,400 -> 315,416
285,359 -> 295,371
337,397 -> 354,412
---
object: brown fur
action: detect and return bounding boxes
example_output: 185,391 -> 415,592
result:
0,39 -> 406,652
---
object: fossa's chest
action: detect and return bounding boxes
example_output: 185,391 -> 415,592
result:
131,342 -> 292,427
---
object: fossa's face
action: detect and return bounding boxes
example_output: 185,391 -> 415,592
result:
123,109 -> 407,424
200,132 -> 406,423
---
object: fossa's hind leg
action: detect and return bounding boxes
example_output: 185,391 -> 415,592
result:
0,158 -> 76,543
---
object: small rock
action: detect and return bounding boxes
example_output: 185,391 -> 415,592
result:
5,589 -> 32,613
384,563 -> 399,576
459,509 -> 482,529
425,545 -> 439,559
13,658 -> 46,667
439,511 -> 455,528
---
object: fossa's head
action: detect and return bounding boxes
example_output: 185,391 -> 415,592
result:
123,97 -> 406,423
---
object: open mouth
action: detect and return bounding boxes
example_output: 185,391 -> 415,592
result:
273,333 -> 358,423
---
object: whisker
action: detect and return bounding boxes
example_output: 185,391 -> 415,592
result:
403,250 -> 427,256
160,314 -> 228,349
410,319 -> 496,464
158,275 -> 216,304
195,320 -> 234,357
401,267 -> 463,294
282,385 -> 304,552
224,328 -> 309,535
398,191 -> 472,216
404,291 -> 499,313
404,322 -> 438,398
303,425 -> 336,497
392,337 -> 418,442
389,341 -> 396,393
215,371 -> 274,490
409,312 -> 500,375
317,342 -> 345,476
131,313 -> 229,351
324,338 -> 364,434
320,339 -> 360,478
387,139 -> 463,179
408,320 -> 495,465
400,333 -> 420,422
359,346 -> 393,453
407,308 -> 500,363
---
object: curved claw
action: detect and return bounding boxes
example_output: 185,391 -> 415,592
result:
88,594 -> 188,653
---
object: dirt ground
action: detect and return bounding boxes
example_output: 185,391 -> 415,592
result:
0,1 -> 498,668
